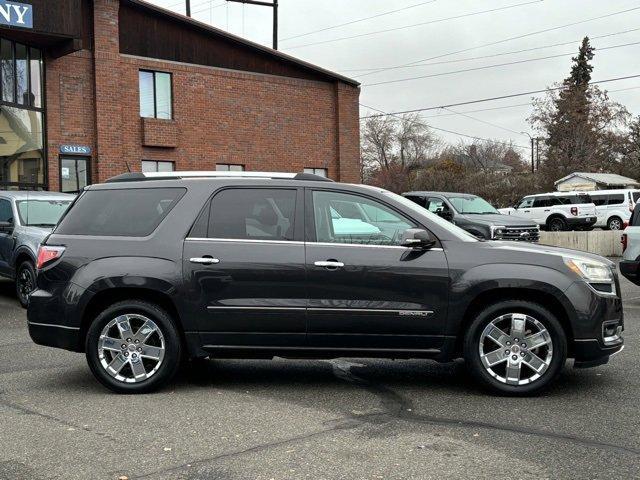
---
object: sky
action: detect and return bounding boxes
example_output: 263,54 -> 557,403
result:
148,0 -> 640,153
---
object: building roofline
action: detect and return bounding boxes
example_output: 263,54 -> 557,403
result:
123,0 -> 360,87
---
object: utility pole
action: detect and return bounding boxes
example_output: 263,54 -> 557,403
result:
225,0 -> 279,50
185,0 -> 191,17
520,131 -> 536,173
535,137 -> 541,171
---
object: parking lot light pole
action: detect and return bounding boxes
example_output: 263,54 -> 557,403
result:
521,131 -> 535,173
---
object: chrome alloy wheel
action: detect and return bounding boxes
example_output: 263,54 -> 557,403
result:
98,314 -> 165,384
478,313 -> 553,386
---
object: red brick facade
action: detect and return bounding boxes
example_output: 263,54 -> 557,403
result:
44,0 -> 361,191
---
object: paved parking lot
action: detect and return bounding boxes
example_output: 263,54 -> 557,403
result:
1,267 -> 639,480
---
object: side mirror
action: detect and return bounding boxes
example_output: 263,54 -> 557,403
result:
0,221 -> 13,234
401,228 -> 437,250
437,210 -> 453,221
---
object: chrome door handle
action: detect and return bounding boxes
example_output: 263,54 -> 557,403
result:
314,260 -> 344,269
190,257 -> 220,265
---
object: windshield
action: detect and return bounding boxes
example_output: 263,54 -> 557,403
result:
371,188 -> 478,242
448,195 -> 499,214
17,200 -> 73,227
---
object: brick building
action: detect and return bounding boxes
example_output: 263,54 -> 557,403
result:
0,0 -> 361,192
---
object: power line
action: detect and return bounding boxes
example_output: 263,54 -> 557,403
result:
341,27 -> 640,73
363,40 -> 640,87
360,74 -> 640,119
440,107 -> 524,136
285,0 -> 544,50
357,5 -> 640,78
280,0 -> 437,42
360,103 -> 529,150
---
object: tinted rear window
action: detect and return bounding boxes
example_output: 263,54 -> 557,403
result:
55,188 -> 185,236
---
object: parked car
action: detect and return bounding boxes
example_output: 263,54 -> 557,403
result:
499,192 -> 597,231
0,191 -> 74,307
589,189 -> 640,230
620,203 -> 640,284
403,191 -> 539,241
28,171 -> 623,395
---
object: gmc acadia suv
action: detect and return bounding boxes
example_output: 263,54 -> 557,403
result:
27,172 -> 624,395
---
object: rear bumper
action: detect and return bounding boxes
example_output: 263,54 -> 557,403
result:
565,216 -> 597,227
619,260 -> 640,285
27,287 -> 83,352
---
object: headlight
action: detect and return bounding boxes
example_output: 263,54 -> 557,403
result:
490,225 -> 506,239
563,256 -> 613,283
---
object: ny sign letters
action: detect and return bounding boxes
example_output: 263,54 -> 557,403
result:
0,1 -> 32,29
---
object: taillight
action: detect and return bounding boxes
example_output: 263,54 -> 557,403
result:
36,246 -> 65,269
621,234 -> 628,252
570,207 -> 578,216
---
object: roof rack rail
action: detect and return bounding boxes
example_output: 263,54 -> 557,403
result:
105,171 -> 334,183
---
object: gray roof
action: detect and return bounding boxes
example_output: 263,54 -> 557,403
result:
555,172 -> 640,187
0,191 -> 75,201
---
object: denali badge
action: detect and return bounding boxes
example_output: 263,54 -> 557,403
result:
399,310 -> 434,317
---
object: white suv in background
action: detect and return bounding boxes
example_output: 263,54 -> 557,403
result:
590,189 -> 640,230
499,192 -> 597,231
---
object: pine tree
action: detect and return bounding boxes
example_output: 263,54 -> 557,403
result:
530,37 -> 629,186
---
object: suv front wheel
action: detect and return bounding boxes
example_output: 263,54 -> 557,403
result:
85,300 -> 182,394
463,300 -> 567,395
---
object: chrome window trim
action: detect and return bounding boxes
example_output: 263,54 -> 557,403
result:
185,237 -> 444,251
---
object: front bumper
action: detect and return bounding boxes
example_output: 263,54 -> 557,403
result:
564,280 -> 624,368
619,260 -> 640,285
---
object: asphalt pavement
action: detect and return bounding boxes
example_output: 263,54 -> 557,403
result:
1,266 -> 639,480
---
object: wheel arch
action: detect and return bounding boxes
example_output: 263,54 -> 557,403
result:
12,246 -> 36,273
546,213 -> 567,227
79,287 -> 187,354
454,287 -> 575,358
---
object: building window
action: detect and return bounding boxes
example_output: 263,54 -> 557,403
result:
142,160 -> 175,173
304,168 -> 328,177
60,157 -> 90,194
216,164 -> 245,172
139,70 -> 172,119
0,37 -> 45,190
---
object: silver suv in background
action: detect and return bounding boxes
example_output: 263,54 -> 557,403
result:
0,191 -> 74,307
499,192 -> 597,231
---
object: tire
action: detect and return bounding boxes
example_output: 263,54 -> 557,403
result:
85,300 -> 182,394
607,216 -> 623,231
547,217 -> 567,232
463,300 -> 567,396
15,260 -> 36,308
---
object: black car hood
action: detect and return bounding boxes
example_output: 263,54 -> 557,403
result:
486,240 -> 614,266
457,213 -> 537,227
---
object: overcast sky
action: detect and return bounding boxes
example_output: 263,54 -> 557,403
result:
148,0 -> 640,152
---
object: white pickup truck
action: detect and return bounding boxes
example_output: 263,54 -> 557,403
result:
499,192 -> 597,231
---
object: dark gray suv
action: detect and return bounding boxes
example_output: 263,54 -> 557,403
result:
404,191 -> 540,241
0,191 -> 74,307
27,172 -> 623,395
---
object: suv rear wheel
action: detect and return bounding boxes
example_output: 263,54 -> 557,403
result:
547,217 -> 567,232
607,216 -> 623,231
16,260 -> 36,308
85,300 -> 182,394
463,300 -> 567,395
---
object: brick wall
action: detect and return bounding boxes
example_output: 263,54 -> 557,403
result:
44,0 -> 361,189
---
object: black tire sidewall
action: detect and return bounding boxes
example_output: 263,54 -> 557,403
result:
464,300 -> 567,396
85,300 -> 182,394
548,217 -> 566,232
15,261 -> 36,308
